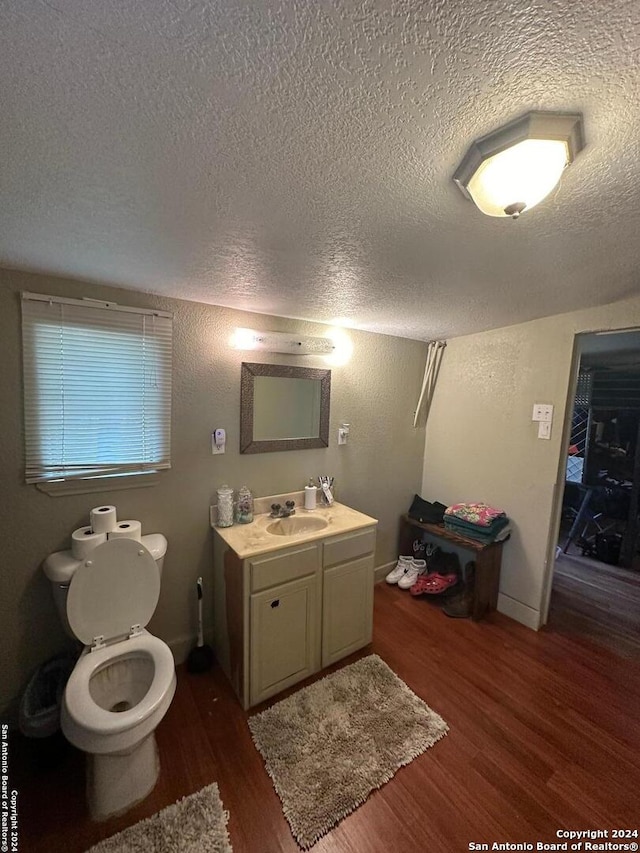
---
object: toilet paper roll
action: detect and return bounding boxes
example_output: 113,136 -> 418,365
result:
71,526 -> 107,560
90,505 -> 118,534
107,520 -> 142,542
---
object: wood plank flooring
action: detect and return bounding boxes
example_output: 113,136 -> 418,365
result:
13,583 -> 640,853
548,552 -> 640,658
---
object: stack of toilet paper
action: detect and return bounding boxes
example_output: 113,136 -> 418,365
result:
70,506 -> 143,560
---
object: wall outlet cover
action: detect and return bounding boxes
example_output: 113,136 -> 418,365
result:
532,403 -> 554,422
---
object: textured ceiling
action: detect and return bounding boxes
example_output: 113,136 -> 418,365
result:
2,0 -> 640,341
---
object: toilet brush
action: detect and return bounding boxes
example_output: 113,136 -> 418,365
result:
187,577 -> 214,673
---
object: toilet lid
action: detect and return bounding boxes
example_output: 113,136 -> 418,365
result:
67,538 -> 160,646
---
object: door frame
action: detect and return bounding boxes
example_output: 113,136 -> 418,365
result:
539,325 -> 640,626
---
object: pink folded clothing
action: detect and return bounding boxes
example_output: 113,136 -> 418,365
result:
444,502 -> 506,528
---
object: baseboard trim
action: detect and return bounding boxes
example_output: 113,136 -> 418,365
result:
497,593 -> 541,630
374,562 -> 395,584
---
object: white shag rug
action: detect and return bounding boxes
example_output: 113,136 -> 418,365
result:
248,654 -> 449,848
86,783 -> 232,853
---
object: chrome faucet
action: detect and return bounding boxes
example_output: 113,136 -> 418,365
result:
270,500 -> 296,518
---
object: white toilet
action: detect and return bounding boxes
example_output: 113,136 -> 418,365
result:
43,534 -> 177,820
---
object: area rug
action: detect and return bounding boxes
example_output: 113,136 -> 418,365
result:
86,783 -> 232,853
248,654 -> 449,848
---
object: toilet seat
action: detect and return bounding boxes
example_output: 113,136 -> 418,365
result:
67,538 -> 160,647
63,632 -> 175,736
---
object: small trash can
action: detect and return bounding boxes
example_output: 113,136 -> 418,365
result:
19,654 -> 75,739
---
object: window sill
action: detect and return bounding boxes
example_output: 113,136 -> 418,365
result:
35,472 -> 161,497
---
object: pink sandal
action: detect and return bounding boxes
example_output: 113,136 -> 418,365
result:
410,572 -> 459,596
409,572 -> 438,596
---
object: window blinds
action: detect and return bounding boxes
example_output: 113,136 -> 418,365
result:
21,292 -> 173,483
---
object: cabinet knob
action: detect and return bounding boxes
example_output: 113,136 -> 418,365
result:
271,599 -> 280,608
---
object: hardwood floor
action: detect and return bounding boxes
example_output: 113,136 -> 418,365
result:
549,552 -> 640,658
13,583 -> 640,853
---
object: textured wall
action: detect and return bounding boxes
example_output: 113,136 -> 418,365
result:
421,295 -> 640,628
0,268 -> 427,718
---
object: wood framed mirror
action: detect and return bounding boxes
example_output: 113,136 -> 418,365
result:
240,362 -> 331,453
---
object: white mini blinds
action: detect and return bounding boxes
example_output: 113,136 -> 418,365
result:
21,293 -> 173,484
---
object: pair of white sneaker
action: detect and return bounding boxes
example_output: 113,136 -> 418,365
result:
385,556 -> 427,590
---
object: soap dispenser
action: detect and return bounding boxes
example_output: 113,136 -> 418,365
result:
235,486 -> 254,524
304,478 -> 317,511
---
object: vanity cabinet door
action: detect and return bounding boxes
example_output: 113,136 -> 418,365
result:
249,574 -> 320,707
321,555 -> 374,668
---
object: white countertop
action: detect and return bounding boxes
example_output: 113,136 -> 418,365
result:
211,499 -> 378,559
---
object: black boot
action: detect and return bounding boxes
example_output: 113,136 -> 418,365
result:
443,561 -> 475,618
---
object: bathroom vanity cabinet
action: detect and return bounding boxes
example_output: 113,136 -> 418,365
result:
212,506 -> 376,709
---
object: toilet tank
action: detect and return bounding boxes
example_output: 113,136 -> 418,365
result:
43,533 -> 168,637
140,533 -> 168,579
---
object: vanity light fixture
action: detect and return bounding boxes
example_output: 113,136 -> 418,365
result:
453,111 -> 584,219
230,327 -> 335,355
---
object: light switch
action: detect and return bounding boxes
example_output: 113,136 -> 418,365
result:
338,423 -> 350,445
538,421 -> 552,440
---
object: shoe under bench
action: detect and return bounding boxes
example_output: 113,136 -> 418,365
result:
397,515 -> 505,621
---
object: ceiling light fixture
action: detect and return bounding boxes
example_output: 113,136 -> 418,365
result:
230,328 -> 336,355
453,111 -> 584,219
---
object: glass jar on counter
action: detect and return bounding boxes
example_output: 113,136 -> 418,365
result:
235,486 -> 254,524
216,485 -> 234,528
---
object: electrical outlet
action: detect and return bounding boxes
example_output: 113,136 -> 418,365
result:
532,403 -> 554,422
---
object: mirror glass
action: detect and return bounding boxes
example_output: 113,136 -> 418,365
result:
253,376 -> 322,440
240,363 -> 331,453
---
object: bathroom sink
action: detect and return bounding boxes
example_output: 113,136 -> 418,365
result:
266,515 -> 329,537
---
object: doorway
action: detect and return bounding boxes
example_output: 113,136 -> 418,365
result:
546,330 -> 640,657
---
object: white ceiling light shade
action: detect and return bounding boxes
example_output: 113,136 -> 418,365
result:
453,111 -> 585,218
230,328 -> 336,355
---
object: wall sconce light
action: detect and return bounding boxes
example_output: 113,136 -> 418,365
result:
230,327 -> 336,355
453,111 -> 584,219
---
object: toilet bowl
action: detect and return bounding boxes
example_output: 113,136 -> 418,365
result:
44,535 -> 176,820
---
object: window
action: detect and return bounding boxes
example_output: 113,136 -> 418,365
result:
21,292 -> 172,484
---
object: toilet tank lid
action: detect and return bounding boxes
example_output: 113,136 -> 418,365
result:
141,533 -> 167,561
43,550 -> 81,584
